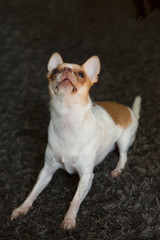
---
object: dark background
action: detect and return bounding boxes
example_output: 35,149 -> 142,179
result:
0,0 -> 160,239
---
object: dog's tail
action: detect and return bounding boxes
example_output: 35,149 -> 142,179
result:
132,95 -> 142,120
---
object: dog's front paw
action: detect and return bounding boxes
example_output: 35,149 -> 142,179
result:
11,205 -> 30,220
110,169 -> 122,178
61,215 -> 76,230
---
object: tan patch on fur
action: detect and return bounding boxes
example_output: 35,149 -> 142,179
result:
96,101 -> 132,129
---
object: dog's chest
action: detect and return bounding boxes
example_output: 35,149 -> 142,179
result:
54,129 -> 83,174
61,154 -> 78,174
49,114 -> 88,173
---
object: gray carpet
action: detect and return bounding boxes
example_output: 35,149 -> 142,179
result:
0,1 -> 160,239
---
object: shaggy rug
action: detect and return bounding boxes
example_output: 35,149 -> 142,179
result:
0,1 -> 160,239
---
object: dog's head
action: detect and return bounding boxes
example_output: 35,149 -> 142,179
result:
47,52 -> 100,104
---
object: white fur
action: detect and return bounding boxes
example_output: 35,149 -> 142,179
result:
132,95 -> 141,120
82,55 -> 100,83
47,52 -> 63,72
11,53 -> 141,230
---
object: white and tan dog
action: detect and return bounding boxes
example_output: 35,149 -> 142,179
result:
11,52 -> 141,229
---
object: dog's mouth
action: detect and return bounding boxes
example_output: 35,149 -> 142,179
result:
56,78 -> 77,92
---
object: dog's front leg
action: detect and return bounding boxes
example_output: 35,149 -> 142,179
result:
61,172 -> 94,230
11,146 -> 60,220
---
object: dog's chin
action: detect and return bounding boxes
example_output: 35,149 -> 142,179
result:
56,79 -> 77,94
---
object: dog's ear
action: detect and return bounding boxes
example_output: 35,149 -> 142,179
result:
82,56 -> 100,84
47,52 -> 63,72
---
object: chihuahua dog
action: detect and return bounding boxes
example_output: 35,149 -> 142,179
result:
11,52 -> 141,229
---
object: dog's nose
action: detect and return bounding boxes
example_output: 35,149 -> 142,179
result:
62,67 -> 72,73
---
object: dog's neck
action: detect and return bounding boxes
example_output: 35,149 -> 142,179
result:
50,94 -> 92,124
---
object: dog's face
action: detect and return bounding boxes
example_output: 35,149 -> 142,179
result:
47,53 -> 100,104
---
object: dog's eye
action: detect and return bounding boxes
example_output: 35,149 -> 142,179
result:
52,68 -> 59,75
78,71 -> 85,78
